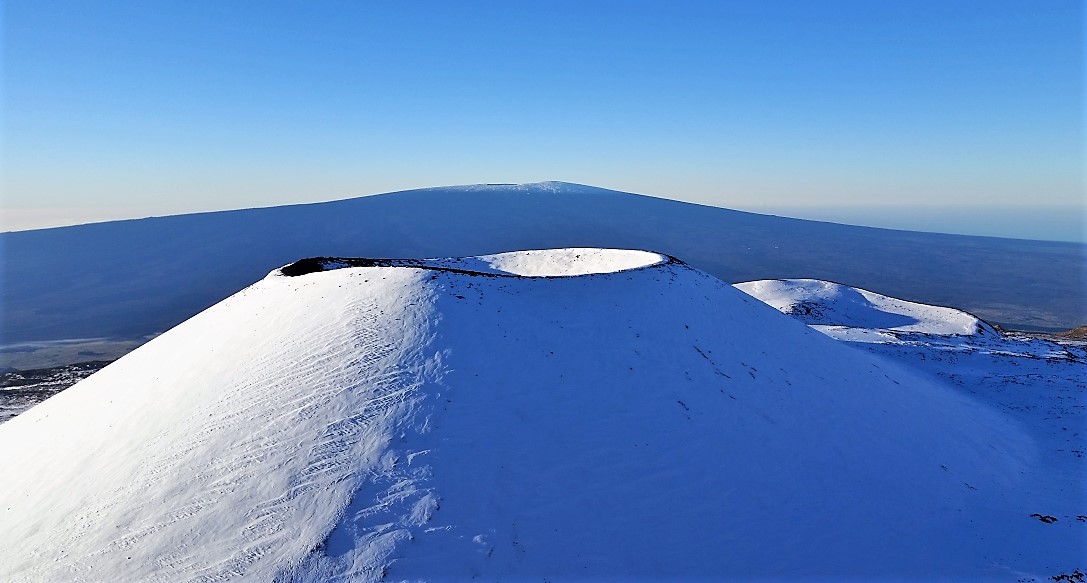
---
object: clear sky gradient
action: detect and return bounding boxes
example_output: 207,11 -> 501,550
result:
2,1 -> 1084,241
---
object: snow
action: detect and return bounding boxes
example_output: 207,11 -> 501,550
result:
0,249 -> 1068,581
735,278 -> 996,336
738,278 -> 1087,581
423,248 -> 666,277
462,248 -> 665,277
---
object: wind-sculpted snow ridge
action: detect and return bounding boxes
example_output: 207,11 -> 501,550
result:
0,249 -> 1063,582
736,278 -> 997,337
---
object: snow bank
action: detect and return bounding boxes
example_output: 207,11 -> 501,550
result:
0,250 -> 1038,582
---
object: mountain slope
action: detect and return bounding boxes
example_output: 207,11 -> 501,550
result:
2,183 -> 1083,363
0,249 -> 1051,581
738,278 -> 1087,580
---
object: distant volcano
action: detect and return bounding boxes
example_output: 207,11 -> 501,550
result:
0,249 -> 1037,581
3,182 -> 1084,367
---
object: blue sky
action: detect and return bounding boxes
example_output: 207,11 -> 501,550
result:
2,1 -> 1083,240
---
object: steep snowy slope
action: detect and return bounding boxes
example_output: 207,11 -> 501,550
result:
738,278 -> 1087,582
3,182 -> 1084,369
0,249 -> 1055,582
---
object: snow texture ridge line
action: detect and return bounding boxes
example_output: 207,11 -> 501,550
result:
0,266 -> 444,581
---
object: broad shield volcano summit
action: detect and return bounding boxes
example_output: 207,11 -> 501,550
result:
3,183 -> 1084,368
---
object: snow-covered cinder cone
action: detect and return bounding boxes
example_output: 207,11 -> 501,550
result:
735,278 -> 1000,336
0,249 -> 1038,582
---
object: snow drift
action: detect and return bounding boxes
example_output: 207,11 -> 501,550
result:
0,249 -> 1037,581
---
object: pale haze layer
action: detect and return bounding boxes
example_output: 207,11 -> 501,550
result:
2,1 -> 1083,241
